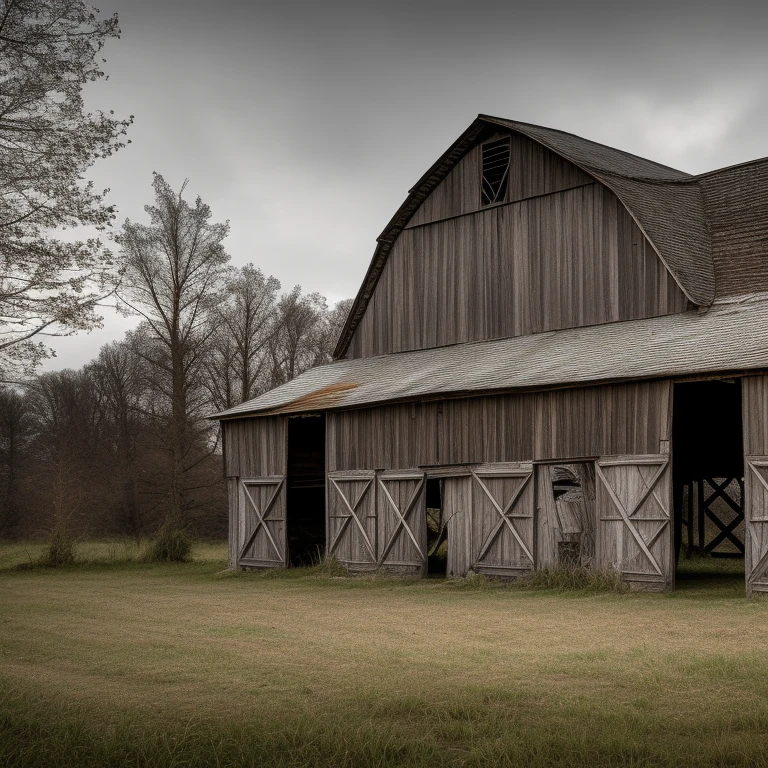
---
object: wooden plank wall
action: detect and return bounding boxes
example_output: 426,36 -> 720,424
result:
347,184 -> 689,358
222,416 -> 286,478
326,380 -> 672,471
743,375 -> 768,455
407,132 -> 593,227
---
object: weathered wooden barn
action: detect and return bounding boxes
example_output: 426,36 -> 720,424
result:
214,115 -> 768,594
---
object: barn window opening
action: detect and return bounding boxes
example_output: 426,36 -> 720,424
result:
481,137 -> 511,206
426,478 -> 447,577
286,414 -> 326,567
673,380 -> 745,588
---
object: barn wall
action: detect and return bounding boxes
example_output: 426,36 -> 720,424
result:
326,380 -> 672,471
743,375 -> 768,455
222,416 -> 286,478
347,183 -> 689,358
407,131 -> 593,227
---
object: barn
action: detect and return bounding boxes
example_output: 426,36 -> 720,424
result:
213,115 -> 768,594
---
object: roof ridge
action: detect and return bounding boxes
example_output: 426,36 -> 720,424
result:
692,154 -> 768,179
478,114 -> 692,179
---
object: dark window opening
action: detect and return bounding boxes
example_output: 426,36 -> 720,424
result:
551,466 -> 583,502
673,380 -> 745,586
426,478 -> 447,577
286,414 -> 326,567
481,138 -> 511,206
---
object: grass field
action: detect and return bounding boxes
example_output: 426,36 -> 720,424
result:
1,541 -> 766,767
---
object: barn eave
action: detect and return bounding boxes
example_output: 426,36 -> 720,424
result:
214,294 -> 768,421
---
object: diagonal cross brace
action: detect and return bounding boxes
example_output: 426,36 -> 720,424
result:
596,461 -> 668,577
378,477 -> 425,564
328,478 -> 376,562
472,471 -> 534,565
239,480 -> 284,562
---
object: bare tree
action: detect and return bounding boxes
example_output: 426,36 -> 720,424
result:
0,387 -> 30,534
0,0 -> 132,380
89,341 -> 145,538
269,287 -> 328,387
206,264 -> 280,410
118,174 -> 229,526
322,298 -> 353,362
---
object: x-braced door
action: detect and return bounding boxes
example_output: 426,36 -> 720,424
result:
238,477 -> 286,568
470,463 -> 535,576
377,471 -> 427,575
327,471 -> 377,571
596,455 -> 672,590
745,457 -> 768,594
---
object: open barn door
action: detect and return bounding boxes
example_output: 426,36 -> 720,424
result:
327,471 -> 377,571
238,477 -> 286,568
596,455 -> 673,590
745,457 -> 768,594
377,471 -> 427,575
470,463 -> 535,576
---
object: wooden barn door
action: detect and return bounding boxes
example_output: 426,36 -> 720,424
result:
238,477 -> 286,568
595,455 -> 673,590
377,471 -> 427,575
327,471 -> 377,571
744,458 -> 768,594
470,463 -> 535,576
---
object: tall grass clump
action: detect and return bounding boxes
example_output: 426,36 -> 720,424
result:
14,528 -> 77,569
516,565 -> 628,593
140,523 -> 191,563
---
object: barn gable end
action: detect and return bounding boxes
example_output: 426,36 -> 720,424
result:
337,118 -> 712,360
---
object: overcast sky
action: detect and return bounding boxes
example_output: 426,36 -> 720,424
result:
45,0 -> 768,370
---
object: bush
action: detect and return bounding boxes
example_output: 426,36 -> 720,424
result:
141,523 -> 192,563
37,529 -> 76,568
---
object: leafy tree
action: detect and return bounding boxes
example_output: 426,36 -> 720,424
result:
0,0 -> 132,381
119,174 -> 229,525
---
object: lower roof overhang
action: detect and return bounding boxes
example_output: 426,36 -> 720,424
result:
211,294 -> 768,421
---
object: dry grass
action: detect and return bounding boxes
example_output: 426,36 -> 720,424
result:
0,546 -> 765,767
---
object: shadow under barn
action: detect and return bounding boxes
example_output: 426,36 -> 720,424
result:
286,414 -> 326,566
673,380 -> 745,587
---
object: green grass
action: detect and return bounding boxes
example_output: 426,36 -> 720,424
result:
0,544 -> 765,767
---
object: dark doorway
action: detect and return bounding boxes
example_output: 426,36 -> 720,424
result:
426,478 -> 447,576
286,415 -> 326,567
673,380 -> 745,586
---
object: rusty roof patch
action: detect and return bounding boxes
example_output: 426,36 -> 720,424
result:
269,382 -> 360,414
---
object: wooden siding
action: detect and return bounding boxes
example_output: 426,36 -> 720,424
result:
222,416 -> 286,478
743,375 -> 768,456
326,380 -> 672,471
347,184 -> 689,358
406,132 -> 593,227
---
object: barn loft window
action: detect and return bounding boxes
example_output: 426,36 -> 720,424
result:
481,137 -> 511,206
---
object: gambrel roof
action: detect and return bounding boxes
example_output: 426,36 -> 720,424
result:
213,294 -> 768,419
333,115 -> 720,359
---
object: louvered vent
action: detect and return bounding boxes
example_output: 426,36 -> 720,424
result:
481,138 -> 511,206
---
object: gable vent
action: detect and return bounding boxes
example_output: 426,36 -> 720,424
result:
481,137 -> 511,206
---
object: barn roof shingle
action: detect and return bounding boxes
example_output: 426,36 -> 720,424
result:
213,295 -> 768,420
333,115 -> 720,358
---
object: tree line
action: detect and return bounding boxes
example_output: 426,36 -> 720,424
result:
0,177 -> 350,540
0,1 -> 351,543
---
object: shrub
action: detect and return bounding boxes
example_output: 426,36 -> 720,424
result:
37,529 -> 76,568
141,523 -> 192,563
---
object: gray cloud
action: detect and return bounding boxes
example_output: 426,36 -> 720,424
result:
44,0 -> 768,368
